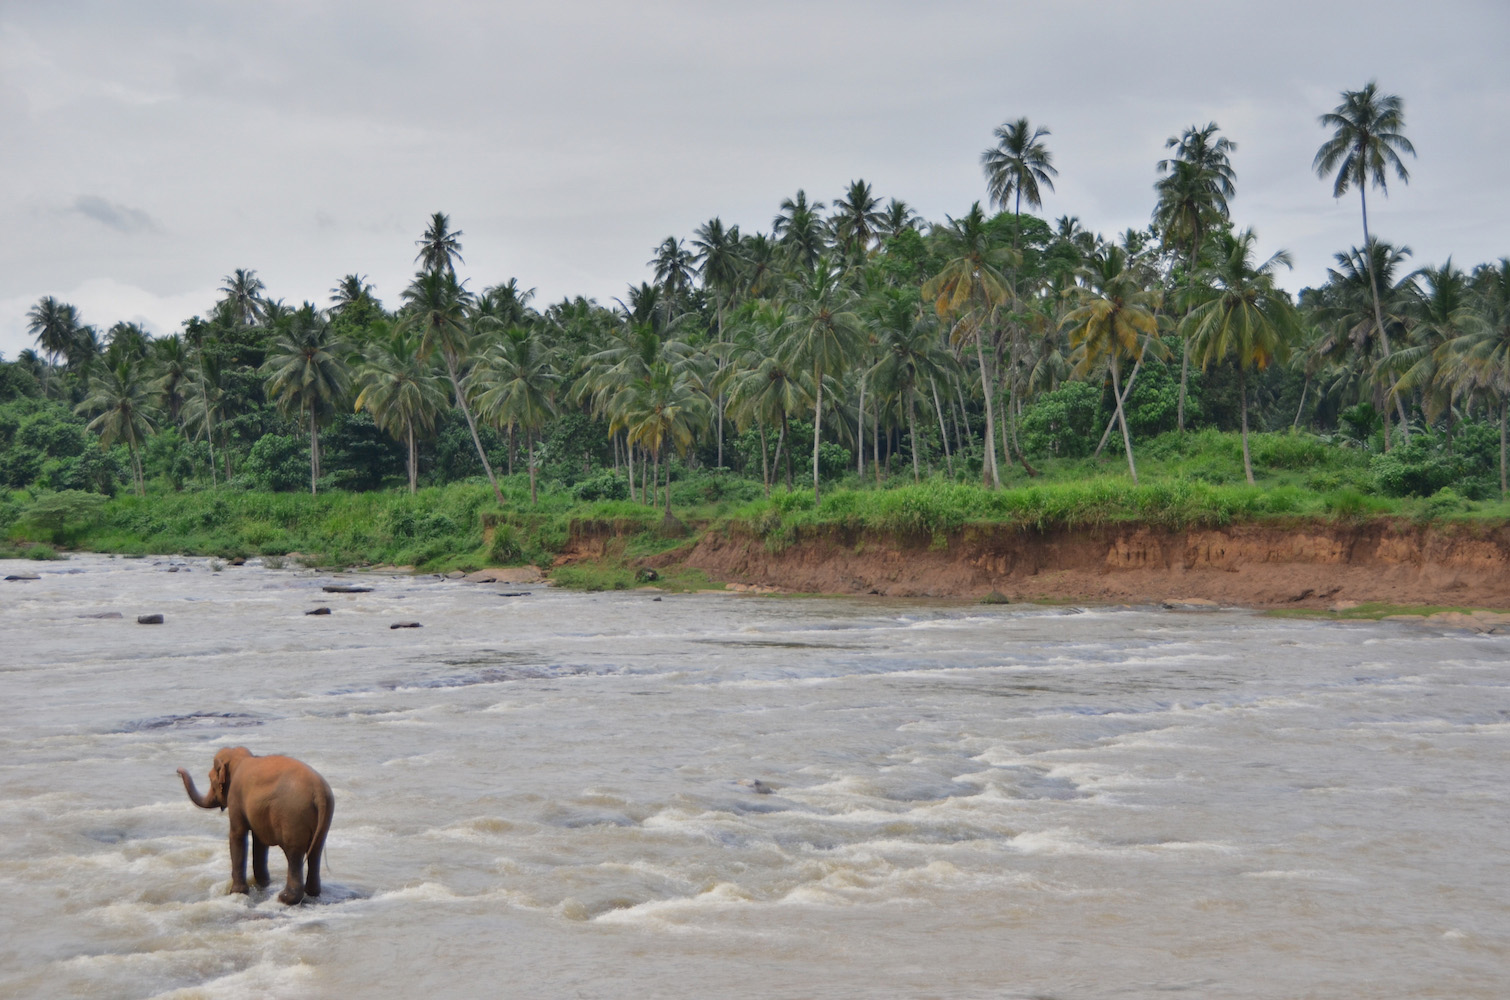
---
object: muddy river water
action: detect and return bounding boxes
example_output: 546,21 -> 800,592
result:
1,554 -> 1507,998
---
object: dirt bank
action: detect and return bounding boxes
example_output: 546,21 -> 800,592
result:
589,520 -> 1510,608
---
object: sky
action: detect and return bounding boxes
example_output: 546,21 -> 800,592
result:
2,0 -> 1507,359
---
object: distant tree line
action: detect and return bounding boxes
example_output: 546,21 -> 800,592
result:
4,81 -> 1508,507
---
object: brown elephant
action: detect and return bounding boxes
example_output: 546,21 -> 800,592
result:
178,747 -> 334,905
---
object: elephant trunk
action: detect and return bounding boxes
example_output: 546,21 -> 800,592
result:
178,767 -> 219,809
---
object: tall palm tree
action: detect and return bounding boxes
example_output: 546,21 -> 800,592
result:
1183,229 -> 1301,484
467,328 -> 559,504
781,257 -> 865,502
869,289 -> 950,481
415,212 -> 465,277
773,190 -> 828,272
877,198 -> 923,240
649,236 -> 695,327
981,117 -> 1057,246
922,203 -> 1014,487
1154,122 -> 1237,431
725,302 -> 808,495
1314,81 -> 1416,441
330,274 -> 376,314
219,269 -> 267,327
692,217 -> 744,467
26,296 -> 80,395
264,304 -> 352,494
1061,245 -> 1164,483
1442,259 -> 1510,494
354,329 -> 449,493
150,334 -> 190,426
76,358 -> 157,495
615,361 -> 710,512
830,179 -> 885,261
1393,261 -> 1475,434
398,270 -> 505,505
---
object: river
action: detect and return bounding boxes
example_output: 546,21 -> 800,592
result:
1,554 -> 1507,998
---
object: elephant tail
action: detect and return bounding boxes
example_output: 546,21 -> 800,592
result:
310,784 -> 334,873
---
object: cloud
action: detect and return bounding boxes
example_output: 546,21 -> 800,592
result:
70,195 -> 158,234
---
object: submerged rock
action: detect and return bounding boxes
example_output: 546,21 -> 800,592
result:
137,614 -> 164,625
5,574 -> 41,581
305,607 -> 332,616
390,621 -> 422,629
80,611 -> 123,619
323,585 -> 373,594
1161,598 -> 1219,610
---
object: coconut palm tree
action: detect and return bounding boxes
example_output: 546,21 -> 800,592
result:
692,217 -> 744,467
649,236 -> 696,328
150,334 -> 190,426
780,257 -> 865,502
1393,261 -> 1476,436
1314,81 -> 1416,440
981,117 -> 1057,247
1183,229 -> 1301,484
773,189 -> 828,272
1154,122 -> 1237,431
76,357 -> 157,495
330,274 -> 376,314
263,304 -> 352,494
1061,245 -> 1164,483
398,269 -> 505,505
877,198 -> 923,240
922,203 -> 1014,487
869,289 -> 950,481
1442,259 -> 1510,494
830,179 -> 886,261
354,329 -> 449,493
219,269 -> 267,327
468,328 -> 559,504
25,296 -> 80,395
415,212 -> 465,277
615,361 -> 710,512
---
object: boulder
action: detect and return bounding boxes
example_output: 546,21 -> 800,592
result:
465,566 -> 545,584
305,607 -> 332,616
981,590 -> 1011,605
446,571 -> 465,580
322,585 -> 373,594
1161,598 -> 1219,610
390,621 -> 422,629
79,611 -> 123,619
4,574 -> 41,581
137,614 -> 164,625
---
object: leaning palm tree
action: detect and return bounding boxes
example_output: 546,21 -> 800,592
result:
922,203 -> 1015,487
1061,245 -> 1165,484
354,329 -> 449,493
467,328 -> 560,504
1183,229 -> 1301,484
415,212 -> 465,277
398,270 -> 505,505
1314,81 -> 1417,441
263,305 -> 351,494
1154,122 -> 1237,431
981,117 -> 1057,247
780,257 -> 866,503
76,358 -> 157,495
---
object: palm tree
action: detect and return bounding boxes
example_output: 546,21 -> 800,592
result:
692,217 -> 744,467
649,236 -> 695,327
877,199 -> 923,240
26,296 -> 80,395
76,358 -> 157,495
330,274 -> 376,314
354,329 -> 449,493
468,328 -> 559,504
1154,122 -> 1237,431
1442,259 -> 1510,494
1183,229 -> 1301,484
219,269 -> 267,327
1314,81 -> 1417,441
781,257 -> 865,503
830,180 -> 885,261
981,117 -> 1057,247
415,212 -> 465,277
773,190 -> 828,272
150,334 -> 190,426
615,361 -> 710,512
922,203 -> 1014,487
725,302 -> 809,495
398,270 -> 505,505
1394,261 -> 1475,436
870,290 -> 950,481
1061,245 -> 1164,483
263,304 -> 351,494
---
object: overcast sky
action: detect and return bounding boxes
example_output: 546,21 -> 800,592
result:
2,1 -> 1506,359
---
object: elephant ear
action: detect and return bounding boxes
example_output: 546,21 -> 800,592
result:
211,760 -> 230,811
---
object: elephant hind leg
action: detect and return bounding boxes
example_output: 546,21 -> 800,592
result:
277,848 -> 306,905
251,836 -> 272,888
305,829 -> 328,897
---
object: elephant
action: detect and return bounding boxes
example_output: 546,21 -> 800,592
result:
178,747 -> 334,905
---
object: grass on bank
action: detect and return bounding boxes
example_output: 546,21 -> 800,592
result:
1266,602 -> 1503,621
4,429 -> 1508,583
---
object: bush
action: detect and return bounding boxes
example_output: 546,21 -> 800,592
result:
244,434 -> 308,492
19,490 -> 107,543
572,470 -> 629,502
1371,442 -> 1462,497
1021,381 -> 1102,458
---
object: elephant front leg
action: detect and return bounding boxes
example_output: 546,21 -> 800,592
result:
277,848 -> 307,905
228,827 -> 250,895
251,835 -> 272,889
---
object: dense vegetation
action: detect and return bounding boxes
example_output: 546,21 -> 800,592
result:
4,83 -> 1508,568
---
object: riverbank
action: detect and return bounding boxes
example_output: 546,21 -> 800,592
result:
557,517 -> 1510,610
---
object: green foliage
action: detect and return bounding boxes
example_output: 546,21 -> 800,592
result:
1371,441 -> 1470,498
572,470 -> 630,502
243,434 -> 307,492
18,490 -> 108,543
1021,381 -> 1101,458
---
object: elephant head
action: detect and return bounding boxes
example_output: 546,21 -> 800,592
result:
178,746 -> 252,811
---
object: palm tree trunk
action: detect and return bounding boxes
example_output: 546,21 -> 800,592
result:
1110,354 -> 1137,484
812,367 -> 824,503
528,430 -> 537,505
1095,342 -> 1148,459
856,374 -> 866,478
1360,186 -> 1411,445
309,410 -> 319,495
407,422 -> 417,494
759,423 -> 771,497
664,448 -> 672,514
974,325 -> 1000,488
782,414 -> 793,492
873,398 -> 881,486
1177,237 -> 1200,433
1239,368 -> 1254,485
909,395 -> 920,482
1501,399 -> 1507,499
931,379 -> 953,477
444,354 -> 506,506
1011,395 -> 1037,477
626,439 -> 635,502
1293,378 -> 1309,430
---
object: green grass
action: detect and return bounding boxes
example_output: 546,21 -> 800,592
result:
1266,601 -> 1507,620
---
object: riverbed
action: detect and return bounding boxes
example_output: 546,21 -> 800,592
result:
2,554 -> 1507,998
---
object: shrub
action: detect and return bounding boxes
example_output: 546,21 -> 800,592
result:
19,490 -> 107,543
244,435 -> 307,492
572,470 -> 630,502
1021,381 -> 1102,458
